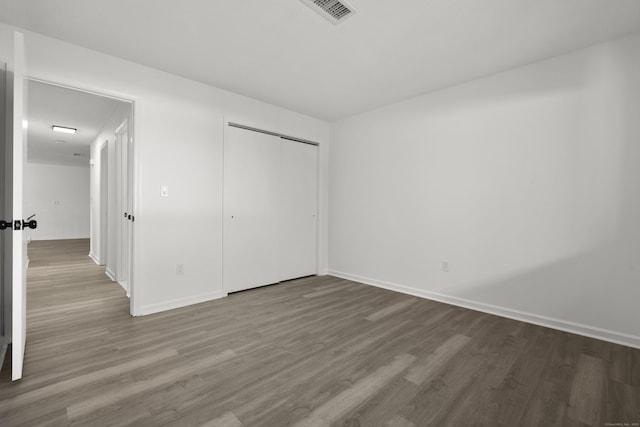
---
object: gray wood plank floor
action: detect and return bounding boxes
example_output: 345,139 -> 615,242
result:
0,239 -> 638,426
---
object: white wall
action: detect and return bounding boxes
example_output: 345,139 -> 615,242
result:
330,33 -> 640,347
25,162 -> 90,241
0,23 -> 330,316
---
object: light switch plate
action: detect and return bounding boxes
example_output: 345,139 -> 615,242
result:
160,186 -> 169,197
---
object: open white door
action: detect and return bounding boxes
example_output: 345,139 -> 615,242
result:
11,32 -> 28,381
116,119 -> 134,297
126,120 -> 134,301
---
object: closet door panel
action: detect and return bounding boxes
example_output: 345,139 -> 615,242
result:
279,142 -> 318,281
223,127 -> 281,293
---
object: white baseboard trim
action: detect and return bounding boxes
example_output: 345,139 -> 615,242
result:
31,235 -> 91,241
118,281 -> 128,294
329,270 -> 640,350
105,268 -> 116,282
88,252 -> 100,265
139,291 -> 228,316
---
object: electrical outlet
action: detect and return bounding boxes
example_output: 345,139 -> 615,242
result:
53,200 -> 60,206
176,264 -> 184,275
441,261 -> 449,272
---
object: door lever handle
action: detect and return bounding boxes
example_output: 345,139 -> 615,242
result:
0,218 -> 37,230
22,219 -> 37,230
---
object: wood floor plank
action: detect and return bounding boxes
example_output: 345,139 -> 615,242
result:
365,299 -> 416,322
609,344 -> 640,387
404,334 -> 471,385
493,327 -> 555,426
302,286 -> 345,298
385,414 -> 416,427
435,333 -> 529,426
0,239 -> 638,427
199,411 -> 244,427
2,348 -> 178,408
606,379 -> 640,426
518,332 -> 581,427
343,376 -> 419,427
568,354 -> 607,426
399,346 -> 487,425
292,353 -> 417,427
66,349 -> 236,420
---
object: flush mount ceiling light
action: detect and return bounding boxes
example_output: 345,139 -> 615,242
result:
55,140 -> 66,144
52,125 -> 77,134
299,0 -> 357,25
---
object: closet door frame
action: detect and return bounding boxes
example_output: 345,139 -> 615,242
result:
222,123 -> 319,293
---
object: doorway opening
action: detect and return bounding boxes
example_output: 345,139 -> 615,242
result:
25,79 -> 135,312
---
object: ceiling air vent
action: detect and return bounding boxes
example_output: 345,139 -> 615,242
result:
300,0 -> 357,25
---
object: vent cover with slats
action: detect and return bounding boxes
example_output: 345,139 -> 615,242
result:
299,0 -> 357,25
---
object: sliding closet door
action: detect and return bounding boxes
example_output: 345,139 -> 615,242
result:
279,142 -> 318,281
223,126 -> 281,293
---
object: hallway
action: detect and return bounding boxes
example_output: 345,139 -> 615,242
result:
26,238 -> 129,325
0,239 -> 130,423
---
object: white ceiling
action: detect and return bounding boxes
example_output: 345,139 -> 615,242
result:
27,81 -> 125,166
2,0 -> 640,121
